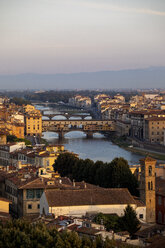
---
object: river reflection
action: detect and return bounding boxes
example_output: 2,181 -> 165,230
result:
42,131 -> 142,164
36,105 -> 142,164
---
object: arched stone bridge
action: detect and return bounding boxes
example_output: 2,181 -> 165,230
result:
42,119 -> 115,139
42,112 -> 91,120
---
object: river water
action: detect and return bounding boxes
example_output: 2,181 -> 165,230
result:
35,104 -> 142,165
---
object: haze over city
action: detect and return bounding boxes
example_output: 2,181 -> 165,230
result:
1,1 -> 165,245
1,0 -> 165,88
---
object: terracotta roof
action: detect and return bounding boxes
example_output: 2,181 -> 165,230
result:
145,117 -> 165,121
76,226 -> 99,236
135,224 -> 165,238
0,197 -> 11,203
60,177 -> 72,186
17,176 -> 75,190
133,197 -> 145,207
0,212 -> 11,221
130,110 -> 165,115
45,188 -> 136,207
74,181 -> 100,189
67,224 -> 79,231
35,152 -> 52,157
18,177 -> 45,189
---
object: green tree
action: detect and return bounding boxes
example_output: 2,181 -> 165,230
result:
7,135 -> 32,146
94,213 -> 123,233
53,154 -> 139,196
121,205 -> 140,237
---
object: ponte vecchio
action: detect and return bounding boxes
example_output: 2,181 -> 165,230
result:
42,119 -> 115,139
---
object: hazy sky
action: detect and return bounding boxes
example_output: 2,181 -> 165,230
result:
1,0 -> 165,74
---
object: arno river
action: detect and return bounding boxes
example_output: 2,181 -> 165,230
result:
35,104 -> 142,165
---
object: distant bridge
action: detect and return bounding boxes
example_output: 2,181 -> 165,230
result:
42,119 -> 115,139
32,101 -> 59,106
42,112 -> 91,120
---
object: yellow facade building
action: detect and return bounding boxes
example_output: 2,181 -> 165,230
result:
11,123 -> 24,139
35,151 -> 57,171
144,117 -> 165,145
0,197 -> 11,213
45,145 -> 64,153
24,105 -> 42,136
35,146 -> 64,171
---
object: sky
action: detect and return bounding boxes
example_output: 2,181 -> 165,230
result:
1,0 -> 165,75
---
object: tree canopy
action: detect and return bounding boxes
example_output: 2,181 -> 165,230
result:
0,219 -> 137,248
7,135 -> 32,146
53,153 -> 139,196
94,205 -> 140,236
121,205 -> 140,237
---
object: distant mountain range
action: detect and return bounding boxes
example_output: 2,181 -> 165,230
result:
0,67 -> 165,90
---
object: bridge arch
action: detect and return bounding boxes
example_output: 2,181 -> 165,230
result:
68,116 -> 82,120
84,116 -> 92,120
52,115 -> 67,120
42,116 -> 49,120
42,130 -> 106,140
42,131 -> 59,139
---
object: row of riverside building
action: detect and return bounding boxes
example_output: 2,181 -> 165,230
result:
94,93 -> 165,146
0,99 -> 42,143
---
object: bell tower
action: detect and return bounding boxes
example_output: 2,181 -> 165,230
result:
139,157 -> 156,223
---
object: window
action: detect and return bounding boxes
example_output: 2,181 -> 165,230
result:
148,182 -> 150,190
158,196 -> 162,205
36,189 -> 43,198
139,214 -> 143,219
158,211 -> 162,223
26,189 -> 34,199
37,204 -> 40,209
149,166 -> 152,176
28,204 -> 32,209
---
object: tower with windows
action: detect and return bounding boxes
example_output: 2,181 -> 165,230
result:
139,157 -> 156,223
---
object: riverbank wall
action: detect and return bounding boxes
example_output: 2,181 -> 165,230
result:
130,138 -> 165,153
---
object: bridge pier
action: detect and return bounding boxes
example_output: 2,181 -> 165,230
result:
58,131 -> 65,140
86,131 -> 93,139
